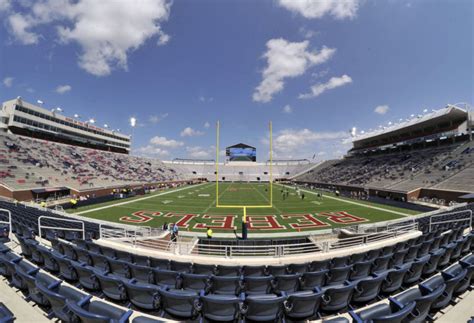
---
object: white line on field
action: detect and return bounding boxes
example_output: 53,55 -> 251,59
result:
280,184 -> 413,217
74,182 -> 210,215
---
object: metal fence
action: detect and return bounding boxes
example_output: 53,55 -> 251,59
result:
38,216 -> 85,240
428,210 -> 472,232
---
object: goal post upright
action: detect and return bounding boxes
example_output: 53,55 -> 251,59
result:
214,121 -> 274,237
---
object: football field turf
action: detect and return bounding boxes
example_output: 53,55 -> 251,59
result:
70,182 -> 420,233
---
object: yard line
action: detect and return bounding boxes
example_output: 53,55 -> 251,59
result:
203,182 -> 232,213
280,184 -> 412,217
251,182 -> 284,214
75,182 -> 210,215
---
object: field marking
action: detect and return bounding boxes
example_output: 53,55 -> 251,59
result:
251,183 -> 284,214
280,184 -> 413,217
203,182 -> 232,214
74,182 -> 210,215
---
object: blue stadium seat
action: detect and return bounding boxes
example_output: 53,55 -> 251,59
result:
272,274 -> 301,294
123,280 -> 161,311
284,290 -> 323,321
70,261 -> 101,291
209,275 -> 242,295
326,265 -> 352,286
350,260 -> 373,281
158,288 -> 199,320
192,263 -> 216,275
67,298 -> 132,323
180,273 -> 210,293
320,281 -> 355,314
352,272 -> 388,304
0,303 -> 14,323
242,265 -> 266,277
300,269 -> 328,290
243,294 -> 286,322
380,263 -> 411,294
199,293 -> 241,322
243,276 -> 274,295
216,265 -> 242,276
394,283 -> 445,323
350,299 -> 415,323
152,269 -> 180,289
95,272 -> 128,301
129,263 -> 152,284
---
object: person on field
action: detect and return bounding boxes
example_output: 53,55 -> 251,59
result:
206,227 -> 213,239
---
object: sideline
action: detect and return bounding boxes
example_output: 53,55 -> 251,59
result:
281,184 -> 413,217
74,182 -> 210,215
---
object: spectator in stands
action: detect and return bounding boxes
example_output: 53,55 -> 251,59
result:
162,222 -> 168,231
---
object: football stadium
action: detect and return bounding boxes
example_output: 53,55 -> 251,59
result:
0,1 -> 472,323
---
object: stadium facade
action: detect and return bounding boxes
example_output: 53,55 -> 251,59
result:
1,97 -> 131,154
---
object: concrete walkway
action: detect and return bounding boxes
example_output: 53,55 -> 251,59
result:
0,277 -> 50,323
436,290 -> 474,323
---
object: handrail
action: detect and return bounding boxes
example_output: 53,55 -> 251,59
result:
38,216 -> 85,240
429,210 -> 472,232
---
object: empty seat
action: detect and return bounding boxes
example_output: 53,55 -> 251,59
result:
72,246 -> 91,265
272,274 -> 301,294
149,257 -> 170,270
123,280 -> 161,311
132,254 -> 150,267
326,265 -> 352,286
152,269 -> 179,289
12,259 -> 38,290
19,270 -> 56,306
351,300 -> 416,323
158,288 -> 199,320
193,263 -> 216,275
404,244 -> 422,263
242,265 -> 266,277
36,245 -> 60,272
309,260 -> 330,271
350,260 -> 372,281
331,256 -> 350,268
365,249 -> 381,262
352,272 -> 387,304
209,275 -> 242,295
243,276 -> 274,295
266,264 -> 287,276
459,254 -> 474,287
380,263 -> 411,294
199,294 -> 241,322
394,283 -> 445,323
300,270 -> 328,291
390,250 -> 407,267
107,258 -> 130,278
403,255 -> 430,285
36,281 -> 88,322
129,263 -> 152,283
422,272 -> 463,311
371,254 -> 392,274
284,290 -> 323,321
181,273 -> 210,292
243,294 -> 286,322
423,249 -> 445,277
170,260 -> 192,273
70,261 -> 101,291
67,298 -> 133,323
0,303 -> 14,323
443,263 -> 469,296
288,263 -> 309,274
320,281 -> 355,314
89,252 -> 110,273
0,251 -> 22,278
216,265 -> 242,276
95,272 -> 127,301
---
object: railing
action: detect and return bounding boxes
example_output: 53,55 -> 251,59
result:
0,209 -> 12,240
38,216 -> 85,240
429,209 -> 472,232
190,223 -> 418,258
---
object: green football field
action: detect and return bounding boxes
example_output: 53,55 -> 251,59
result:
69,182 -> 420,233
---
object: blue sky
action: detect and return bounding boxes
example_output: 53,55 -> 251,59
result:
0,0 -> 472,161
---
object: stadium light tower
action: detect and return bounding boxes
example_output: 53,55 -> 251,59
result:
130,117 -> 137,146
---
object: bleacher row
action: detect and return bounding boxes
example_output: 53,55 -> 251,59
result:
296,141 -> 474,193
0,202 -> 471,322
0,133 -> 181,190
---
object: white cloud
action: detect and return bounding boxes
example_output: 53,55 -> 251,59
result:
149,113 -> 168,124
299,74 -> 352,99
374,105 -> 389,115
55,84 -> 71,94
299,26 -> 319,39
199,96 -> 214,103
2,77 -> 13,87
283,104 -> 293,114
278,0 -> 360,20
0,0 -> 11,12
204,121 -> 210,129
263,128 -> 349,159
6,0 -> 171,76
180,127 -> 204,137
253,38 -> 336,103
134,145 -> 169,157
186,146 -> 213,159
149,136 -> 183,148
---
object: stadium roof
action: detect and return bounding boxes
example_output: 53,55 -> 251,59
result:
226,143 -> 256,149
352,105 -> 468,149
